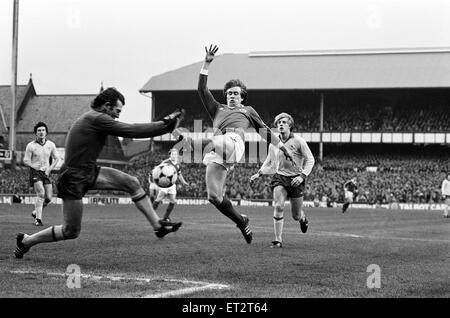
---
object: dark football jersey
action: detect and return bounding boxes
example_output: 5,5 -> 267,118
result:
63,110 -> 167,169
198,74 -> 280,145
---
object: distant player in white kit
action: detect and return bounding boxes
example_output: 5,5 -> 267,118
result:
250,113 -> 315,248
152,149 -> 189,222
441,173 -> 450,218
23,122 -> 60,226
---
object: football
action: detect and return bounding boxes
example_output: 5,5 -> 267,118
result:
152,163 -> 178,188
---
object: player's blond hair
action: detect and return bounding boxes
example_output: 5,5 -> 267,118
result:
273,112 -> 294,129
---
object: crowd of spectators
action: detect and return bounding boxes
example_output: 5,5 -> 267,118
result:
178,103 -> 449,132
2,150 -> 448,205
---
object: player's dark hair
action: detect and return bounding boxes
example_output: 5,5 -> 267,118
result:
223,79 -> 247,103
33,122 -> 48,134
91,87 -> 125,110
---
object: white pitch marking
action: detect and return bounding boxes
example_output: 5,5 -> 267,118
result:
144,283 -> 229,298
9,270 -> 230,297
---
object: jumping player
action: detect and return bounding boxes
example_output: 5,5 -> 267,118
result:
152,148 -> 189,222
250,113 -> 315,248
23,122 -> 60,226
14,87 -> 184,258
342,177 -> 358,213
198,44 -> 296,244
441,173 -> 450,218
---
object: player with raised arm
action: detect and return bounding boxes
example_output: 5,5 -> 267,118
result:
198,45 -> 296,244
14,88 -> 184,259
441,173 -> 450,218
23,122 -> 60,226
342,177 -> 358,213
152,148 -> 190,222
250,113 -> 315,248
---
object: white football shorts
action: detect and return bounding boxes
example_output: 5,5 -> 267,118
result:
203,132 -> 245,169
345,190 -> 354,201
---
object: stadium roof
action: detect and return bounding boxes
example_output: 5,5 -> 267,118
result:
140,47 -> 450,91
0,77 -> 97,133
16,94 -> 95,132
0,84 -> 30,133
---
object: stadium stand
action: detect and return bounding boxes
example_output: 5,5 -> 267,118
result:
178,103 -> 450,132
3,146 -> 447,205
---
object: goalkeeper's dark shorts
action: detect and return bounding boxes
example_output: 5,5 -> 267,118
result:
29,169 -> 52,188
270,173 -> 305,198
56,165 -> 101,200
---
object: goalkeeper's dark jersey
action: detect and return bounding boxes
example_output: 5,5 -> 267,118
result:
63,110 -> 165,170
198,74 -> 280,146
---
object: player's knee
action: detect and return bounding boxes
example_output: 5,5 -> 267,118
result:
208,192 -> 222,206
62,224 -> 81,240
274,203 -> 284,213
127,176 -> 141,191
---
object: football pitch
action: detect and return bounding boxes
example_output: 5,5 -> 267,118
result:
0,203 -> 449,298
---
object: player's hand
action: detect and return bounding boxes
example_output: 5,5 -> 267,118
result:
250,172 -> 261,182
44,169 -> 51,176
291,176 -> 304,186
162,108 -> 185,133
204,44 -> 219,64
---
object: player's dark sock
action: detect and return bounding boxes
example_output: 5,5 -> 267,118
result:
153,201 -> 160,210
43,198 -> 51,209
163,203 -> 175,220
342,202 -> 350,212
214,197 -> 244,226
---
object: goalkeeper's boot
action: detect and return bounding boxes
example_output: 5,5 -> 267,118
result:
155,219 -> 182,238
14,233 -> 30,259
237,214 -> 253,244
